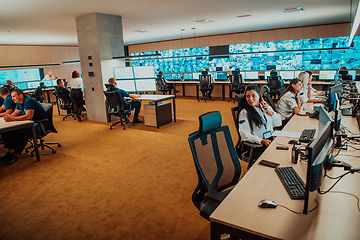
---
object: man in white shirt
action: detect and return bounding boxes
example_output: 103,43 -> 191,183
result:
42,71 -> 57,81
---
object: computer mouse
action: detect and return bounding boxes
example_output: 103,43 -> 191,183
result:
258,199 -> 277,209
288,140 -> 301,145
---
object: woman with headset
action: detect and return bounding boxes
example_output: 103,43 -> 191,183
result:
239,84 -> 282,157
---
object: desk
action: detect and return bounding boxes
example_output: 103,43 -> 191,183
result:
210,115 -> 360,239
0,118 -> 40,162
137,94 -> 176,129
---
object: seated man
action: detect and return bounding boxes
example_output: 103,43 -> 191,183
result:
56,79 -> 71,97
0,89 -> 49,166
200,68 -> 215,100
0,87 -> 16,117
107,78 -> 142,123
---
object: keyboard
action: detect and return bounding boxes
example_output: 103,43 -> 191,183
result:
341,108 -> 352,116
275,167 -> 306,200
299,129 -> 316,143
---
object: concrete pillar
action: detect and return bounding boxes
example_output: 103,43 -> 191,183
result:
76,13 -> 125,122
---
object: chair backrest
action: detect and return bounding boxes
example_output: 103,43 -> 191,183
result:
54,87 -> 72,108
262,86 -> 278,113
199,75 -> 212,90
33,86 -> 45,101
267,76 -> 281,90
40,103 -> 58,133
231,106 -> 241,148
103,89 -> 126,113
188,111 -> 241,197
156,76 -> 167,90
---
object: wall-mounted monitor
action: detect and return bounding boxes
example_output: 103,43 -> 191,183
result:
280,71 -> 295,80
244,71 -> 259,80
319,70 -> 336,80
294,70 -> 303,78
16,82 -> 28,90
183,73 -> 193,80
164,73 -> 172,80
172,73 -> 181,80
17,69 -> 41,82
27,81 -> 40,89
133,66 -> 155,78
114,67 -> 134,80
116,80 -> 136,92
264,71 -> 271,78
135,79 -> 156,92
0,70 -> 17,84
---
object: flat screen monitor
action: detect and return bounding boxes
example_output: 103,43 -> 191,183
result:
318,105 -> 333,133
183,73 -> 192,80
264,71 -> 271,79
193,72 -> 201,80
244,71 -> 259,80
52,80 -> 58,86
27,81 -> 40,89
304,120 -> 333,214
164,73 -> 172,80
135,79 -> 156,92
294,70 -> 303,78
319,70 -> 336,80
280,71 -> 295,80
0,70 -> 18,84
17,68 -> 41,82
114,67 -> 134,80
348,70 -> 356,80
172,73 -> 181,80
333,93 -> 341,132
116,80 -> 136,92
16,82 -> 28,90
216,72 -> 228,80
42,80 -> 53,87
327,84 -> 343,112
133,66 -> 155,79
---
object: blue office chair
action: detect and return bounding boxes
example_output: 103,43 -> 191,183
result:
188,111 -> 241,220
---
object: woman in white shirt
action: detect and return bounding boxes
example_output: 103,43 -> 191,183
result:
297,71 -> 326,103
277,78 -> 303,122
238,84 -> 282,159
70,70 -> 84,122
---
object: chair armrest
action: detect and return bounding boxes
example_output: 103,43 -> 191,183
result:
205,190 -> 230,203
33,119 -> 48,135
242,141 -> 263,149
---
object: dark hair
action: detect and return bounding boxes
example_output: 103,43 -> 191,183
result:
57,79 -> 63,85
159,71 -> 163,75
108,78 -> 116,84
72,71 -> 80,79
305,70 -> 312,77
279,78 -> 301,98
12,88 -> 24,96
0,87 -> 10,95
243,84 -> 265,133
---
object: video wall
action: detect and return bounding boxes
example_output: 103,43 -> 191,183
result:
0,68 -> 51,90
113,66 -> 156,92
130,36 -> 360,73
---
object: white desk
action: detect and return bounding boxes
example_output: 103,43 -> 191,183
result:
210,115 -> 360,240
0,118 -> 40,162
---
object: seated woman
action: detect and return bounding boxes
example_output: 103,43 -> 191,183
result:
239,84 -> 282,159
297,72 -> 325,104
277,78 -> 303,124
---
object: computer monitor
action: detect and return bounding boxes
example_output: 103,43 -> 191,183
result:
135,79 -> 156,92
133,66 -> 155,79
216,72 -> 227,80
348,70 -> 356,80
264,71 -> 271,79
303,120 -> 334,214
279,71 -> 295,80
201,71 -> 208,76
294,70 -> 303,78
318,105 -> 333,133
319,70 -> 336,81
116,80 -> 136,92
27,81 -> 40,89
193,72 -> 201,80
183,73 -> 193,80
16,82 -> 28,90
172,73 -> 181,80
333,93 -> 341,132
114,67 -> 134,80
52,79 -> 58,86
42,80 -> 53,87
244,71 -> 259,80
164,73 -> 172,80
327,84 -> 343,112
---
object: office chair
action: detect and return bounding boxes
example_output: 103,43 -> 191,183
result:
267,76 -> 284,102
31,86 -> 46,102
103,85 -> 134,130
188,111 -> 241,221
227,74 -> 244,102
25,103 -> 61,157
263,85 -> 278,113
198,75 -> 214,102
156,75 -> 172,95
53,87 -> 76,121
233,94 -> 264,169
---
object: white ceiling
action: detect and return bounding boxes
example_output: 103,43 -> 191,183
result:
0,0 -> 357,46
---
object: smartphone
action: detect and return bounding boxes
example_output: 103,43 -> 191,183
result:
276,146 -> 289,150
259,160 -> 280,168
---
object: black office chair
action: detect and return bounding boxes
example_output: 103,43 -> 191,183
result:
25,103 -> 61,157
227,74 -> 244,102
263,85 -> 278,113
156,75 -> 172,95
267,76 -> 284,102
198,75 -> 214,102
53,87 -> 76,121
233,94 -> 264,169
103,85 -> 133,130
188,111 -> 241,221
31,86 -> 46,102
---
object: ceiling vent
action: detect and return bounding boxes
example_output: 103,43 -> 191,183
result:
134,29 -> 147,33
236,14 -> 251,18
193,19 -> 214,24
280,7 -> 305,13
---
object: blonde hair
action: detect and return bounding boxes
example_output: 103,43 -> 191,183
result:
298,72 -> 309,86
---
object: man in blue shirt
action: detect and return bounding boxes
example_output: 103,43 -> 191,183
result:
108,78 -> 142,123
0,87 -> 16,117
0,89 -> 49,165
56,79 -> 71,96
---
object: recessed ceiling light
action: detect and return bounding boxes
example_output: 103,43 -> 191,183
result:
193,19 -> 214,24
134,30 -> 147,33
280,7 -> 305,13
236,14 -> 251,18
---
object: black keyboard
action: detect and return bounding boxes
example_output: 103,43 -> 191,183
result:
299,129 -> 316,143
341,108 -> 352,116
275,167 -> 306,200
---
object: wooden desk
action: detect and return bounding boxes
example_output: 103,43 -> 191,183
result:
137,94 -> 176,129
210,115 -> 360,240
0,118 -> 40,162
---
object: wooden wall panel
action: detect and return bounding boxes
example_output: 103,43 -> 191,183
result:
172,39 -> 182,49
303,26 -> 319,39
318,25 -> 334,38
51,47 -> 65,64
263,30 -> 277,42
218,34 -> 229,45
289,27 -> 303,40
333,23 -> 350,37
228,33 -> 240,44
208,36 -> 219,46
251,31 -> 264,43
0,46 -> 8,66
196,37 -> 209,47
5,46 -> 21,66
239,32 -> 251,43
276,29 -> 290,41
182,38 -> 195,48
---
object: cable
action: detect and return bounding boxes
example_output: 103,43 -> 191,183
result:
278,199 -> 318,214
319,171 -> 352,194
328,191 -> 360,212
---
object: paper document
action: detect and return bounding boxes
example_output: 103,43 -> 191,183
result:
272,131 -> 301,138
